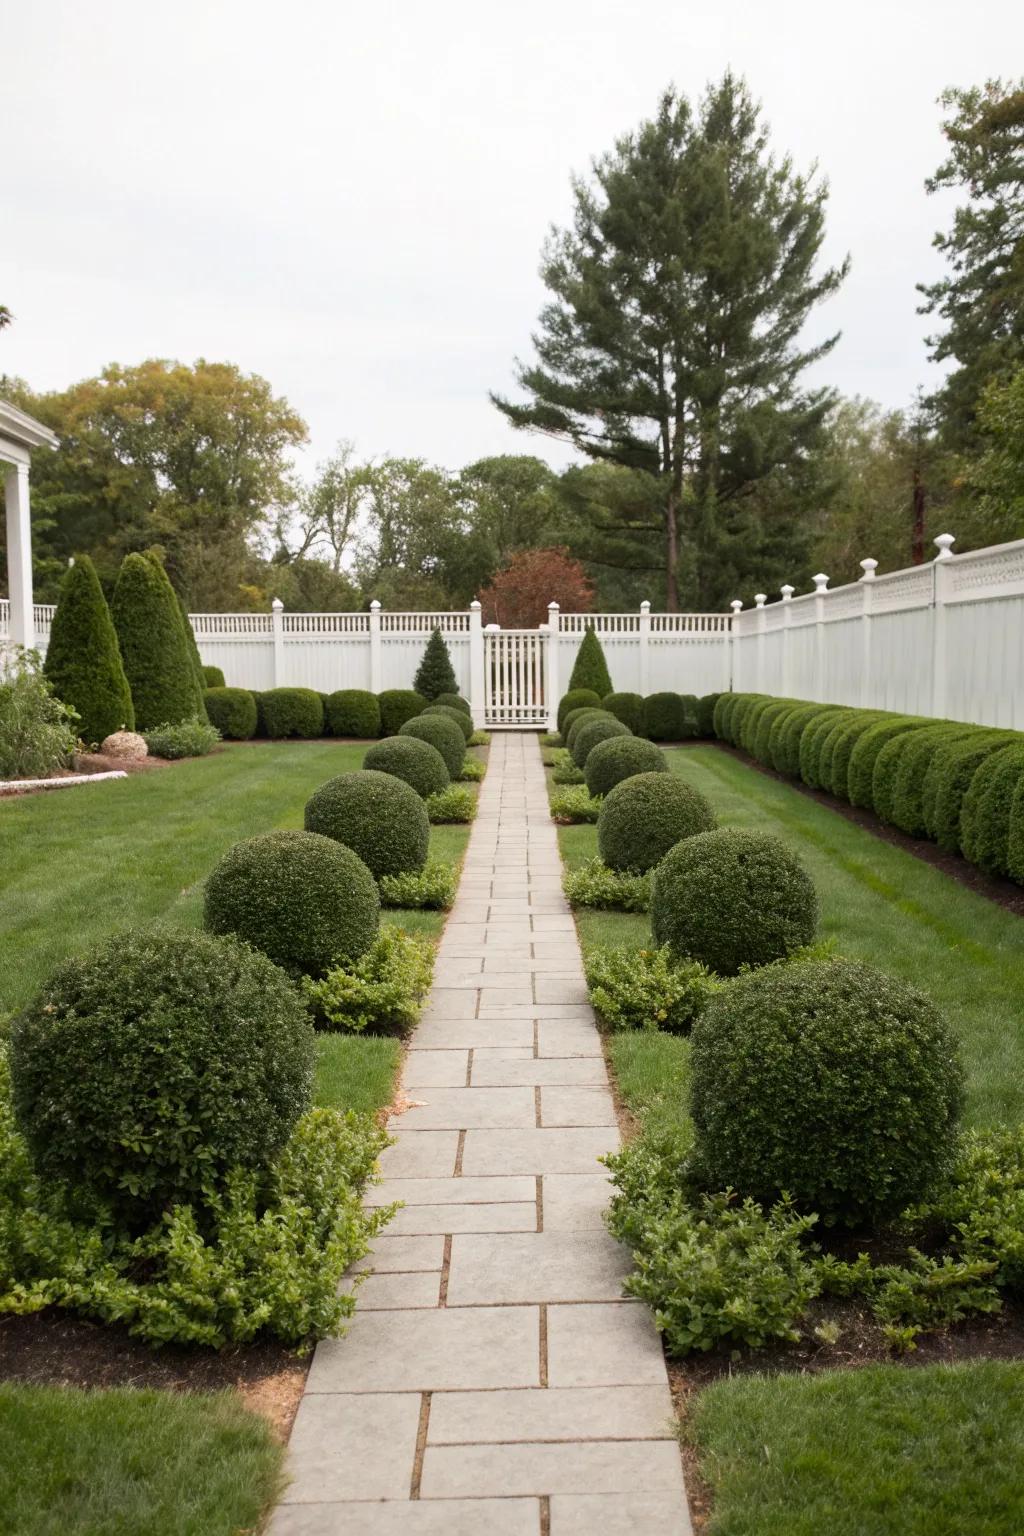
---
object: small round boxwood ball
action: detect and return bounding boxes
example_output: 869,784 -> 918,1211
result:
399,713 -> 465,778
690,958 -> 964,1226
584,735 -> 668,798
557,688 -> 602,733
204,828 -> 379,977
363,735 -> 450,798
570,714 -> 630,768
326,688 -> 381,738
564,709 -> 609,752
423,703 -> 474,742
434,692 -> 471,717
651,827 -> 817,976
304,769 -> 429,878
598,772 -> 716,871
203,686 -> 257,740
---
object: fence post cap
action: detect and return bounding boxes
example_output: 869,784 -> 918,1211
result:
470,598 -> 482,612
780,584 -> 794,600
484,622 -> 501,632
640,599 -> 651,613
859,558 -> 878,580
369,599 -> 381,611
547,600 -> 560,612
271,597 -> 284,611
933,533 -> 956,560
812,573 -> 830,592
730,599 -> 743,614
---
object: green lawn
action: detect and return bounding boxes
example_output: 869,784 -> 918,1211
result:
0,1383 -> 283,1536
691,1361 -> 1024,1536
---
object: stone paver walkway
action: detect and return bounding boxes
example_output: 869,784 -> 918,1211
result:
271,732 -> 692,1535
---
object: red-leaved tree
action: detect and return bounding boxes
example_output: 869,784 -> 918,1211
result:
479,547 -> 595,628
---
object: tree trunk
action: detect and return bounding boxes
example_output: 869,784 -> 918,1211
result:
665,488 -> 680,611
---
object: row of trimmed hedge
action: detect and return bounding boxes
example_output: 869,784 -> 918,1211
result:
714,692 -> 1024,884
557,689 -> 721,742
202,685 -> 474,741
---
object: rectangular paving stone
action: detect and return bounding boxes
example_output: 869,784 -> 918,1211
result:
530,915 -> 577,932
540,1086 -> 618,1127
389,1086 -> 536,1131
446,1230 -> 627,1305
403,1050 -> 470,1088
420,990 -> 477,1019
428,1385 -> 674,1444
543,1174 -> 613,1231
268,1498 -> 542,1535
420,1439 -> 685,1499
477,1005 -> 593,1022
471,1056 -> 607,1087
378,1131 -> 459,1178
387,1202 -> 537,1235
355,1270 -> 441,1309
282,1392 -> 421,1500
306,1306 -> 540,1392
550,1493 -> 693,1535
547,1303 -> 667,1387
537,1024 -> 603,1058
477,985 -> 536,1009
462,1128 -> 618,1176
535,978 -> 590,1006
368,1176 -> 536,1207
409,1019 -> 535,1050
353,1234 -> 445,1273
472,1046 -> 534,1062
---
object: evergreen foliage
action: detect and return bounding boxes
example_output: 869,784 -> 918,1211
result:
603,692 -> 644,733
176,592 -> 210,722
567,628 -> 613,696
110,553 -> 203,730
557,689 -> 603,733
598,771 -> 717,872
304,770 -> 429,878
202,665 -> 226,688
570,714 -> 631,768
378,689 -> 428,735
414,627 -> 459,700
43,554 -> 134,741
399,713 -> 465,777
326,689 -> 381,738
363,735 -> 450,799
584,735 -> 668,798
203,687 -> 257,740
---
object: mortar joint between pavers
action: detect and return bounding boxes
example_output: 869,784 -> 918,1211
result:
409,1390 -> 432,1498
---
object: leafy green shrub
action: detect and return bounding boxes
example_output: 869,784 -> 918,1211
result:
597,771 -> 716,872
847,717 -> 924,808
696,693 -> 722,738
435,692 -> 471,716
10,930 -> 314,1223
399,712 -> 465,777
363,735 -> 449,798
143,716 -> 221,759
378,689 -> 428,735
751,701 -> 792,766
302,929 -> 434,1033
563,856 -> 650,911
43,554 -> 134,742
0,650 -> 79,778
1007,775 -> 1024,885
304,769 -> 429,877
585,735 -> 668,798
873,724 -> 963,830
571,714 -> 630,767
918,1126 -> 1024,1291
652,828 -> 816,975
585,945 -> 718,1033
110,553 -> 203,730
680,693 -> 699,738
603,691 -> 644,733
738,697 -> 779,755
459,754 -> 486,782
423,703 -> 474,741
771,703 -> 824,776
690,958 -> 964,1225
204,829 -> 379,976
326,689 -> 381,738
923,732 -> 1016,851
201,664 -> 226,689
798,707 -> 851,788
551,749 -> 586,784
413,627 -> 458,700
550,785 -> 601,822
712,692 -> 735,740
960,745 -> 1024,875
815,1246 -> 999,1349
378,858 -> 457,909
567,628 -> 612,697
426,784 -> 477,822
178,598 -> 210,724
202,687 -> 257,740
249,690 -> 267,737
564,708 -> 608,753
468,728 -> 489,746
727,694 -> 765,749
827,712 -> 889,800
557,689 -> 602,733
258,687 -> 323,739
641,692 -> 686,742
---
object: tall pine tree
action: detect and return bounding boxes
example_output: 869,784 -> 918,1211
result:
493,74 -> 847,610
44,554 -> 134,742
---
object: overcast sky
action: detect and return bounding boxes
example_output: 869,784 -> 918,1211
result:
3,0 -> 1021,478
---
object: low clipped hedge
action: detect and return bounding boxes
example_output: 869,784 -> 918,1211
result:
651,827 -> 817,976
696,693 -> 721,738
423,703 -> 474,742
260,687 -> 324,740
847,717 -> 925,808
304,769 -> 429,878
327,689 -> 381,738
641,692 -> 687,742
690,958 -> 964,1226
961,745 -> 1024,876
597,772 -> 716,872
922,732 -> 1017,852
363,735 -> 450,798
826,712 -> 888,801
751,701 -> 792,767
378,689 -> 427,736
557,689 -> 603,733
799,707 -> 852,789
565,709 -> 609,753
603,691 -> 644,733
201,664 -> 226,689
584,735 -> 668,798
875,725 -> 965,832
570,714 -> 631,768
770,703 -> 824,776
203,686 -> 257,740
204,829 -> 379,977
399,713 -> 465,777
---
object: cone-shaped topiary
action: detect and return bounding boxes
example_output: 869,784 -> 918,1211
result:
111,553 -> 202,730
400,713 -> 465,777
598,772 -> 716,872
176,591 -> 209,722
584,735 -> 668,798
305,769 -> 429,878
43,554 -> 134,742
567,627 -> 612,697
364,735 -> 450,798
414,626 -> 459,700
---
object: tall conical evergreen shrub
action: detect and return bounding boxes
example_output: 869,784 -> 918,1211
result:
414,627 -> 459,700
568,627 -> 612,697
111,553 -> 204,730
176,591 -> 210,723
43,555 -> 134,742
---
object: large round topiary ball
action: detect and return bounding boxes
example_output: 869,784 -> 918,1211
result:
326,689 -> 381,739
204,829 -> 379,977
690,958 -> 964,1225
10,929 -> 315,1224
400,713 -> 465,777
304,769 -> 429,878
603,692 -> 644,733
363,734 -> 450,798
584,735 -> 668,798
423,703 -> 474,742
203,686 -> 257,741
651,827 -> 817,975
571,714 -> 631,768
598,772 -> 717,872
565,709 -> 608,753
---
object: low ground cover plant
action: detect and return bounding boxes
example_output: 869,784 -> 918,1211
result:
551,748 -> 585,784
303,929 -> 434,1033
378,857 -> 457,910
425,784 -> 476,823
143,716 -> 221,759
585,944 -> 718,1033
563,856 -> 651,912
458,754 -> 486,782
550,785 -> 601,823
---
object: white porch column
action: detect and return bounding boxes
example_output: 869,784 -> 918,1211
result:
5,462 -> 34,651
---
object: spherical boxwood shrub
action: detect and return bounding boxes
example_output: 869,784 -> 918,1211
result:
690,958 -> 965,1225
565,709 -> 609,753
651,827 -> 817,976
557,688 -> 602,734
751,701 -> 792,767
434,692 -> 471,717
204,829 -> 379,977
304,769 -> 429,878
603,691 -> 644,733
641,692 -> 686,742
378,689 -> 427,736
327,688 -> 381,738
584,734 -> 668,798
363,734 -> 450,798
598,771 -> 716,872
423,702 -> 474,741
961,744 -> 1024,876
10,929 -> 314,1222
203,686 -> 257,740
260,686 -> 324,739
571,714 -> 630,768
400,713 -> 465,777
201,664 -> 226,689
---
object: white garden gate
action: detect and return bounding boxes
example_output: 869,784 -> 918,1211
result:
483,627 -> 549,728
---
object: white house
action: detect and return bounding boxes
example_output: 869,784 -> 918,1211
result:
1,397 -> 58,651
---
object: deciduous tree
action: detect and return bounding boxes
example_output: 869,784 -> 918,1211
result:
479,547 -> 594,628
